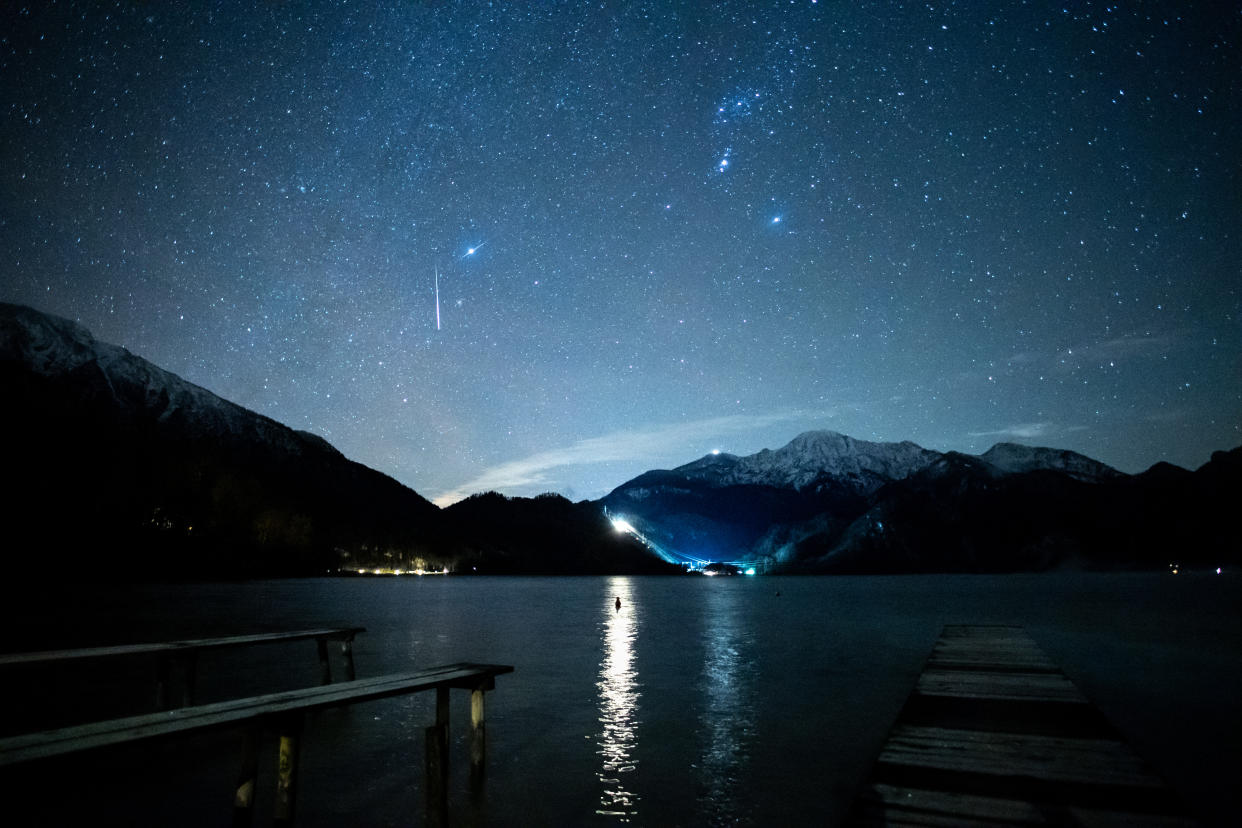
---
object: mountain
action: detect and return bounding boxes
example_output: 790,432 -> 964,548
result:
5,302 -> 1237,578
977,443 -> 1122,482
441,492 -> 682,575
601,431 -> 924,564
0,302 -> 672,579
673,431 -> 941,494
1,302 -> 445,578
601,431 -> 1241,573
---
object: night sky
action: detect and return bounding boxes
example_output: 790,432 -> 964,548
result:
3,1 -> 1239,505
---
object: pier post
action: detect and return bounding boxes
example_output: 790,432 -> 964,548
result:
340,638 -> 356,682
316,638 -> 332,685
154,654 -> 171,710
470,688 -> 487,780
154,652 -> 197,709
231,726 -> 260,827
424,686 -> 451,826
436,686 -> 450,735
181,652 -> 198,707
274,715 -> 304,827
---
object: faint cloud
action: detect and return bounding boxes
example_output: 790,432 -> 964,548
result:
1144,408 -> 1189,424
1008,334 -> 1177,374
1054,334 -> 1175,370
1077,334 -> 1175,360
968,422 -> 1054,440
431,411 -> 808,507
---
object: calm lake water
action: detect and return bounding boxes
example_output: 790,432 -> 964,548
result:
1,573 -> 1239,826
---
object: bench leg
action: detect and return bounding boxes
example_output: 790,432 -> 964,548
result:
470,689 -> 487,785
274,715 -> 304,827
340,639 -> 356,682
424,723 -> 448,827
316,638 -> 332,685
232,726 -> 261,827
425,687 -> 450,827
155,654 -> 171,710
181,652 -> 198,708
154,653 -> 197,709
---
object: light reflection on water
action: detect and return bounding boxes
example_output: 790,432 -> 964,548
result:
698,582 -> 756,824
596,576 -> 640,821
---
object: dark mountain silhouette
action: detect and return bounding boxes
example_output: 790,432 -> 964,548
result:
0,303 -> 672,578
601,432 -> 1242,573
441,492 -> 681,574
4,302 -> 1237,578
1,302 -> 447,578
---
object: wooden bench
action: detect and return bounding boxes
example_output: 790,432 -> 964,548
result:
0,627 -> 365,710
0,662 -> 514,826
847,625 -> 1198,826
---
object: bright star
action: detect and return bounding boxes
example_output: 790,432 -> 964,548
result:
772,216 -> 782,224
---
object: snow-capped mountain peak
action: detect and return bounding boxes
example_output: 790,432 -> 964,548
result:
1,302 -> 338,459
669,430 -> 941,494
732,430 -> 940,492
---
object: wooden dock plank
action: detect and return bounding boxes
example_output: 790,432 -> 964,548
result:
915,669 -> 1087,703
0,662 -> 512,766
855,782 -> 1200,828
857,781 -> 1065,826
878,725 -> 1165,789
0,627 -> 366,666
847,625 -> 1198,826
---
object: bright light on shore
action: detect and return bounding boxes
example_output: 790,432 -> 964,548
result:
611,518 -> 637,535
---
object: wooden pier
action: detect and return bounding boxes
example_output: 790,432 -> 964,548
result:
0,630 -> 512,826
0,627 -> 365,710
849,625 -> 1199,826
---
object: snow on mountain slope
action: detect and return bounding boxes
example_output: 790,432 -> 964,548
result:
0,302 -> 338,459
672,430 -> 942,493
979,442 -> 1122,482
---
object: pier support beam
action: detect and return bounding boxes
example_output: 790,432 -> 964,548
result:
316,638 -> 332,685
155,652 -> 198,709
424,687 -> 451,827
340,639 -> 356,682
273,715 -> 304,827
231,727 -> 261,827
470,688 -> 487,782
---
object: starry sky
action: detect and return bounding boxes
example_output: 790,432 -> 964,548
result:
2,1 -> 1239,505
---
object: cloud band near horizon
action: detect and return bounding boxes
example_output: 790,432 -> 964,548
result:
430,411 -> 811,507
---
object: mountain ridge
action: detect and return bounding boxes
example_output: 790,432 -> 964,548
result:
1,302 -> 346,462
3,302 -> 1237,577
602,426 -> 1240,573
0,302 -> 671,578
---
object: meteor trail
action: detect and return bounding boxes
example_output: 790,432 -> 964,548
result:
435,266 -> 441,331
462,242 -> 485,258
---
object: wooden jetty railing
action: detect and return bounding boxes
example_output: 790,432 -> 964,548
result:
0,661 -> 514,826
848,624 -> 1199,826
0,627 -> 365,709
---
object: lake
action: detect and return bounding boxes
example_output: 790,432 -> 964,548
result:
1,573 -> 1238,826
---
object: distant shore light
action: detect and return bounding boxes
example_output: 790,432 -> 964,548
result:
611,517 -> 637,535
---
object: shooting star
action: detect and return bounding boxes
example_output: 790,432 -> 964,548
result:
435,266 -> 441,331
461,242 -> 485,258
